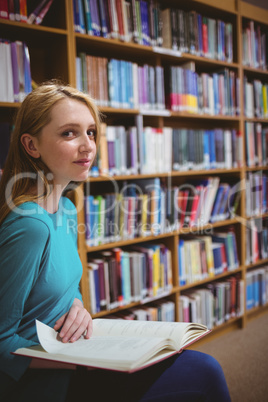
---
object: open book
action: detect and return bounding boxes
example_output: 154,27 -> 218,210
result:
14,319 -> 211,372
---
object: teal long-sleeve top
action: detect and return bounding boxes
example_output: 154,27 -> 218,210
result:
0,197 -> 83,381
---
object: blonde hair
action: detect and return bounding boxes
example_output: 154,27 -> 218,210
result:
0,80 -> 101,225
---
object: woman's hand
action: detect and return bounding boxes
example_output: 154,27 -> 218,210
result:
53,298 -> 93,343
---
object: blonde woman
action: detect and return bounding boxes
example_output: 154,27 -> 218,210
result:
0,82 -> 231,402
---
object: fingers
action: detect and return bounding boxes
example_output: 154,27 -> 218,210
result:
53,313 -> 67,331
58,306 -> 93,343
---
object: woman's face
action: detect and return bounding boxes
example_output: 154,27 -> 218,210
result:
33,98 -> 97,188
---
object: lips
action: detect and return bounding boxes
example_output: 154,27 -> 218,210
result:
73,159 -> 91,167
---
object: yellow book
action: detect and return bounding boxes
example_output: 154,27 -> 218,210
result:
190,241 -> 202,282
152,246 -> 160,296
263,86 -> 267,117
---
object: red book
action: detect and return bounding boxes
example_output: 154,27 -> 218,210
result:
202,17 -> 208,57
220,243 -> 228,272
189,188 -> 201,227
112,248 -> 124,305
0,0 -> 8,19
115,0 -> 125,39
179,190 -> 189,227
19,0 -> 27,22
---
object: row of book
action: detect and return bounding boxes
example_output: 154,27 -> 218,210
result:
0,0 -> 54,24
92,124 -> 243,178
73,0 -> 234,64
179,276 -> 244,328
87,243 -> 173,314
172,128 -> 242,172
107,300 -> 175,322
245,218 -> 268,265
246,267 -> 268,310
0,39 -> 31,103
76,53 -> 240,116
83,177 -> 241,246
76,54 -> 165,110
93,123 -> 172,176
245,123 -> 268,167
245,172 -> 268,217
166,64 -> 240,116
161,9 -> 233,62
242,20 -> 267,71
243,77 -> 268,119
178,230 -> 239,286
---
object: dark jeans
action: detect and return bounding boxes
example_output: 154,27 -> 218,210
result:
0,351 -> 231,402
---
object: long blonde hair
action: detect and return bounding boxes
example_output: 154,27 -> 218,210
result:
0,81 -> 101,225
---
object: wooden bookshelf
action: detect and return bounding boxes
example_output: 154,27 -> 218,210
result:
1,0 -> 268,337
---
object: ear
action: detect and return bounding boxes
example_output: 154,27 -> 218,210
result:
21,134 -> 41,159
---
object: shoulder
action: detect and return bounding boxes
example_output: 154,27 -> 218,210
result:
0,203 -> 51,245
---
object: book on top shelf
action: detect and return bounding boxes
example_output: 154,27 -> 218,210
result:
14,319 -> 210,373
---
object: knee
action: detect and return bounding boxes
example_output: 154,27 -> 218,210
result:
189,351 -> 231,401
190,351 -> 226,380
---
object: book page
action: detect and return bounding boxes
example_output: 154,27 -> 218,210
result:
92,319 -> 208,349
35,320 -> 170,370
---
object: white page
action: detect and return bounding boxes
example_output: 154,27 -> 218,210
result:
36,320 -> 168,368
92,319 -> 207,349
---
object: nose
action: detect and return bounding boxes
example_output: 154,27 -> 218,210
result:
79,132 -> 95,153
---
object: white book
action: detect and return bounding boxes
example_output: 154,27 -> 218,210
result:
14,319 -> 210,372
224,130 -> 232,169
163,127 -> 172,173
0,42 -> 14,102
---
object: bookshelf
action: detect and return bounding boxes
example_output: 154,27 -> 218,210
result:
1,0 -> 268,337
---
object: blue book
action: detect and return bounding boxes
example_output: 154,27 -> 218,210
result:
83,0 -> 93,35
210,185 -> 225,222
217,185 -> 231,219
84,195 -> 94,243
93,197 -> 99,245
212,243 -> 223,275
90,0 -> 101,36
208,130 -> 216,169
178,239 -> 186,286
140,0 -> 150,46
120,60 -> 128,108
121,251 -> 131,304
213,73 -> 220,115
211,234 -> 230,268
73,0 -> 80,32
108,59 -> 119,108
23,44 -> 32,95
203,130 -> 210,169
78,0 -> 86,33
246,276 -> 253,310
127,61 -> 134,109
98,0 -> 108,38
253,273 -> 259,307
93,264 -> 101,312
263,176 -> 267,213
